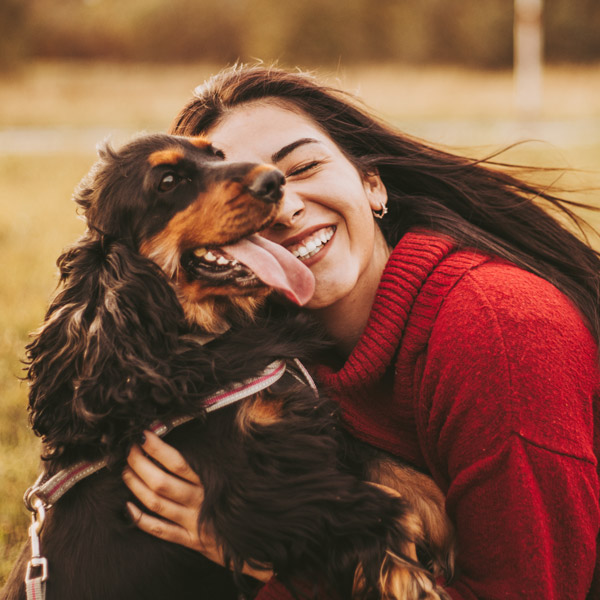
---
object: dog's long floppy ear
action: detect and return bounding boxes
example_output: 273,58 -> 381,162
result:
27,231 -> 190,464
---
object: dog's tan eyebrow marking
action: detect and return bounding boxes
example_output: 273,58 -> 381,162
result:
189,136 -> 212,149
148,149 -> 185,167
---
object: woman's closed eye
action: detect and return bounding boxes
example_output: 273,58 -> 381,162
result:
286,160 -> 322,178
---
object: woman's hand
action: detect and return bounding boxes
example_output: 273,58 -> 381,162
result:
123,430 -> 272,582
123,430 -> 207,551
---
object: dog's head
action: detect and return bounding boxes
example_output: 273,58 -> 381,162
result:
27,134 -> 314,464
77,133 -> 314,332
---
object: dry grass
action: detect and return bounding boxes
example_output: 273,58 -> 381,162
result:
0,60 -> 599,586
337,63 -> 600,120
0,61 -> 214,129
1,61 -> 600,127
0,151 -> 92,580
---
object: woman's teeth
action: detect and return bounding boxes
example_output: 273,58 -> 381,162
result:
290,227 -> 335,261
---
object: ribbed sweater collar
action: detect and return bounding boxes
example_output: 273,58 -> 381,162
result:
317,230 -> 456,392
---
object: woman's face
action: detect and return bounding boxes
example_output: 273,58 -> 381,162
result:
206,101 -> 390,310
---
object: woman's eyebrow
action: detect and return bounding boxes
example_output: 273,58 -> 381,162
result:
271,138 -> 320,163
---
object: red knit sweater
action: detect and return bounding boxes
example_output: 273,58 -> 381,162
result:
256,230 -> 600,600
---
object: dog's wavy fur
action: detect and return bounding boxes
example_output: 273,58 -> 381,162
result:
2,134 -> 453,600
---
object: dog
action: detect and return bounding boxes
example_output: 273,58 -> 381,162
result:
2,133 -> 453,600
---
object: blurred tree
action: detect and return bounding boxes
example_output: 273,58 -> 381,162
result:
5,0 -> 600,68
545,0 -> 600,62
27,0 -> 136,59
133,0 -> 249,63
0,0 -> 32,69
443,0 -> 513,67
281,0 -> 365,63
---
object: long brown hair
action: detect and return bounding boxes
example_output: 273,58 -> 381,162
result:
169,64 -> 600,343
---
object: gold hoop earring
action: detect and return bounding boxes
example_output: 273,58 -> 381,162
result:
373,203 -> 388,219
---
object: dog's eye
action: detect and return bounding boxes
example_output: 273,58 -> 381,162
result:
158,172 -> 181,192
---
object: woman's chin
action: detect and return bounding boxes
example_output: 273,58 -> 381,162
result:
304,280 -> 351,311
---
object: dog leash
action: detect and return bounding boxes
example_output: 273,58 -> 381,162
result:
23,358 -> 316,600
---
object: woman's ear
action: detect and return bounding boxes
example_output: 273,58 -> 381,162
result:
362,168 -> 388,213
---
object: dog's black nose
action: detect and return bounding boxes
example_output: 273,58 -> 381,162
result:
248,169 -> 285,204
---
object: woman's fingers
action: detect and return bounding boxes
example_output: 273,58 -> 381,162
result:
125,497 -> 273,581
126,501 -> 202,551
141,430 -> 201,485
125,436 -> 202,506
123,431 -> 275,583
123,468 -> 220,561
123,430 -> 206,549
122,462 -> 198,529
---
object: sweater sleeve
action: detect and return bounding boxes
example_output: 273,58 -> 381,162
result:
418,262 -> 600,600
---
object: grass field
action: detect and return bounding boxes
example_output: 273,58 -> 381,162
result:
0,60 -> 599,585
0,152 -> 93,578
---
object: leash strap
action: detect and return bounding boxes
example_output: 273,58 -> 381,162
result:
204,358 -> 288,412
292,358 -> 318,396
22,358 -> 314,600
25,575 -> 45,600
25,359 -> 289,509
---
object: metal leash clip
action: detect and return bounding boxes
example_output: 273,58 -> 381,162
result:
24,493 -> 49,600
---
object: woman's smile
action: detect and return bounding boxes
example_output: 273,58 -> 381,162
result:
285,225 -> 336,263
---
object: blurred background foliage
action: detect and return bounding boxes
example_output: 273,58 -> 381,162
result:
1,0 -> 600,70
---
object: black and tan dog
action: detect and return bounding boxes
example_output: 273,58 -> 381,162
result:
2,134 -> 453,600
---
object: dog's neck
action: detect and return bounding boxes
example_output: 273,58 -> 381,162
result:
181,293 -> 268,335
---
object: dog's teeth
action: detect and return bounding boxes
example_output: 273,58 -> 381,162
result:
204,251 -> 217,262
194,248 -> 207,257
216,256 -> 229,266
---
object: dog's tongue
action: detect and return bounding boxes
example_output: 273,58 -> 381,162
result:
222,235 -> 315,305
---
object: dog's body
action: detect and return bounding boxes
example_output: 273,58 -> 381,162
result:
2,134 -> 453,600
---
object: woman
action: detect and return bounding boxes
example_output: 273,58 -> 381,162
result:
123,64 -> 600,599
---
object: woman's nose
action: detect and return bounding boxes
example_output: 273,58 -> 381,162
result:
271,191 -> 305,229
